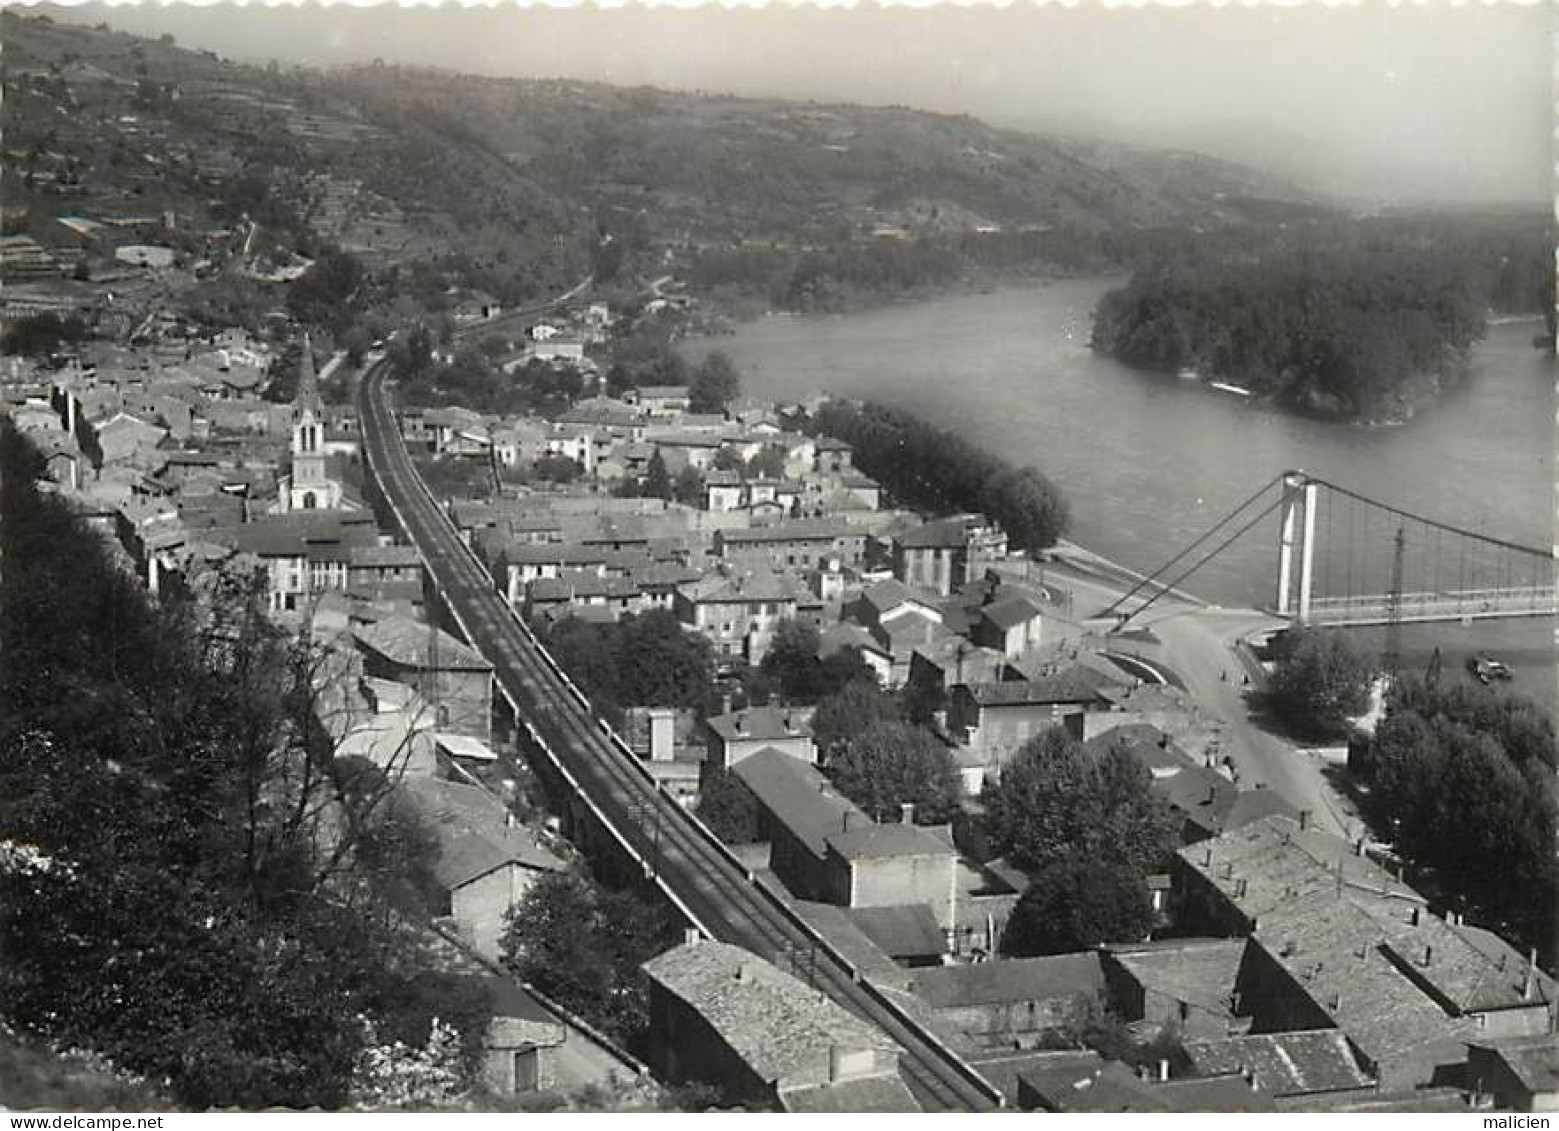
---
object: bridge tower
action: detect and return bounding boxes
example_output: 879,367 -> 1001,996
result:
1275,471 -> 1319,621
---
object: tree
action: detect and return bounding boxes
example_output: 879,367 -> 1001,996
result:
533,454 -> 582,484
827,721 -> 961,824
644,449 -> 673,501
1000,858 -> 1155,956
1268,627 -> 1374,737
672,465 -> 704,507
982,727 -> 1178,874
0,428 -> 475,1107
759,618 -> 824,703
694,770 -> 760,844
500,871 -> 675,1048
689,351 -> 740,414
617,610 -> 715,711
747,445 -> 788,480
811,678 -> 901,763
1367,678 -> 1558,960
980,465 -> 1069,553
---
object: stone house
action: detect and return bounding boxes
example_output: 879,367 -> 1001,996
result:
894,513 -> 1007,597
353,616 -> 494,742
704,705 -> 816,774
908,952 -> 1106,1049
641,937 -> 919,1112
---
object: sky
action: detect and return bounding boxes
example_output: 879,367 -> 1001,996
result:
28,0 -> 1559,205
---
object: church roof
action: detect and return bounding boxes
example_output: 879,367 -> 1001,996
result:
295,333 -> 322,418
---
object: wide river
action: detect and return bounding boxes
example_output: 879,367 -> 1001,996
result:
684,277 -> 1556,697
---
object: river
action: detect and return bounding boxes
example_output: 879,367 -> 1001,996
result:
684,277 -> 1556,699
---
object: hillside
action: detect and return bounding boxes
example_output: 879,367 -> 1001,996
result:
3,10 -> 1330,322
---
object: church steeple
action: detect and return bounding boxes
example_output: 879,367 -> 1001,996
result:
295,332 -> 322,418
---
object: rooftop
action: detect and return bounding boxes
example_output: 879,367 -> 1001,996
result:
826,821 -> 954,862
962,669 -> 1109,707
641,938 -> 897,1093
1182,1030 -> 1374,1097
909,952 -> 1105,1010
731,748 -> 857,859
353,616 -> 492,673
1105,938 -> 1247,1019
708,705 -> 813,744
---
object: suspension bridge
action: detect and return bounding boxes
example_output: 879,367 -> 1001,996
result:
1102,470 -> 1556,632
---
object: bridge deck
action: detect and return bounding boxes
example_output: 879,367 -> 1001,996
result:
357,360 -> 999,1113
1304,587 -> 1556,627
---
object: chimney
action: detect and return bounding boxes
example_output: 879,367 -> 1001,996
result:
1157,1058 -> 1170,1083
900,801 -> 915,825
736,963 -> 753,983
735,710 -> 748,736
1329,991 -> 1342,1012
1355,838 -> 1366,857
828,1045 -> 849,1083
1421,944 -> 1434,967
1221,862 -> 1234,880
1235,878 -> 1248,898
1203,848 -> 1213,867
684,928 -> 701,948
648,706 -> 676,763
1298,810 -> 1311,831
1410,907 -> 1420,927
1524,949 -> 1538,1001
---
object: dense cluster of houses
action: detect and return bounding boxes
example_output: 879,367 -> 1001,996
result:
7,329 -> 1555,1114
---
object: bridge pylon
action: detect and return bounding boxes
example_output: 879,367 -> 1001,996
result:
1276,471 -> 1319,622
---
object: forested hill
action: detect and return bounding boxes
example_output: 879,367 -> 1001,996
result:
2,9 -> 1332,322
1089,217 -> 1556,424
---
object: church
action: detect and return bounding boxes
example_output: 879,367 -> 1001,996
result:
275,337 -> 357,513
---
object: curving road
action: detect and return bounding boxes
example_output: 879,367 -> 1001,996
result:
356,358 -> 1000,1113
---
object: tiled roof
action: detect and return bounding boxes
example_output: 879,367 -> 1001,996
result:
1155,766 -> 1301,838
685,566 -> 809,605
1468,1033 -> 1559,1095
642,939 -> 897,1092
731,747 -> 858,858
1176,813 -> 1424,926
1085,724 -> 1199,778
980,594 -> 1044,631
910,952 -> 1104,1010
845,905 -> 946,958
707,706 -> 813,744
1183,1030 -> 1374,1096
1105,938 -> 1246,1018
348,543 -> 423,568
1255,893 -> 1477,1070
963,669 -> 1107,706
354,616 -> 491,672
898,514 -> 990,550
781,1074 -> 921,1113
719,518 -> 855,544
826,822 -> 953,862
394,776 -> 562,885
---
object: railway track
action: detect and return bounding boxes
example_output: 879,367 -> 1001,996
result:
356,359 -> 1001,1112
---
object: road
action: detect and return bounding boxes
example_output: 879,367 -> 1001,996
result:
356,358 -> 1000,1113
1041,557 -> 1357,839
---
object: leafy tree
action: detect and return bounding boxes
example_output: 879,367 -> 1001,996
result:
1000,858 -> 1154,956
0,427 -> 474,1107
746,445 -> 788,480
533,455 -> 582,484
1268,627 -> 1374,737
617,610 -> 715,711
711,446 -> 745,473
499,871 -> 675,1048
672,465 -> 704,507
811,678 -> 901,762
759,618 -> 824,703
827,721 -> 961,824
689,351 -> 740,414
982,727 -> 1178,874
694,770 -> 760,844
644,449 -> 673,501
1368,678 -> 1557,960
1,312 -> 88,357
287,250 -> 365,332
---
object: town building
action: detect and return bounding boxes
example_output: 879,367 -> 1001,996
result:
641,936 -> 919,1112
353,616 -> 494,741
276,340 -> 351,512
731,748 -> 958,927
705,705 -> 817,774
894,514 -> 1007,597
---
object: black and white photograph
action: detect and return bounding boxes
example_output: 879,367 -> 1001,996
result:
0,0 -> 1554,1117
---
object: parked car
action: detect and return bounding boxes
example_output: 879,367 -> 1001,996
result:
1468,653 -> 1514,684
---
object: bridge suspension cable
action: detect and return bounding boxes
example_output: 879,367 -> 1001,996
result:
1114,493 -> 1284,630
1098,472 -> 1286,620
